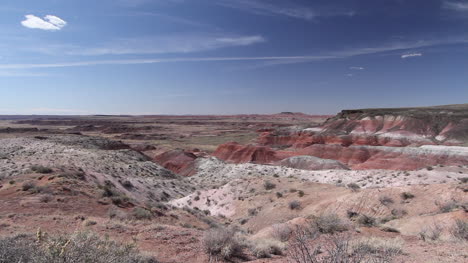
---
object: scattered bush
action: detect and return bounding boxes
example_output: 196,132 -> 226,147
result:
39,194 -> 53,203
298,190 -> 305,197
31,165 -> 53,174
203,227 -> 245,260
288,226 -> 401,263
132,207 -> 152,220
250,238 -> 284,258
347,183 -> 360,192
438,201 -> 460,213
419,223 -> 443,241
400,192 -> 415,200
271,223 -> 292,242
276,192 -> 283,198
22,181 -> 36,191
351,237 -> 404,257
459,177 -> 468,183
0,231 -> 156,263
450,219 -> 468,241
379,196 -> 394,206
248,208 -> 258,216
288,200 -> 301,210
357,214 -> 376,227
313,213 -> 348,234
264,181 -> 276,190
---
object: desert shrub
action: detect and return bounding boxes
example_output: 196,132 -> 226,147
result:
271,223 -> 292,242
83,220 -> 97,226
288,200 -> 301,210
426,166 -> 433,171
438,201 -> 460,213
276,192 -> 283,198
203,227 -> 245,260
250,238 -> 285,258
248,208 -> 258,216
379,196 -> 394,206
22,181 -> 36,191
459,177 -> 468,183
121,180 -> 134,189
347,183 -> 360,192
0,231 -> 156,263
351,237 -> 404,257
400,192 -> 415,200
298,190 -> 305,197
39,194 -> 53,203
132,207 -> 152,220
288,226 -> 401,263
357,214 -> 376,227
31,165 -> 53,174
390,208 -> 407,218
313,213 -> 348,234
419,223 -> 443,241
264,181 -> 276,190
450,219 -> 468,241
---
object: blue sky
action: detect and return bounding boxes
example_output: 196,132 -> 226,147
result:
0,0 -> 467,115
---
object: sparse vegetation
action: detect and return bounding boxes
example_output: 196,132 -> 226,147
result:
379,196 -> 394,206
347,183 -> 360,192
400,192 -> 415,200
132,207 -> 152,220
0,231 -> 156,263
288,200 -> 301,210
264,180 -> 276,190
357,214 -> 376,227
419,223 -> 443,242
288,225 -> 402,263
31,165 -> 53,174
312,213 -> 348,234
250,238 -> 284,258
271,223 -> 292,242
450,219 -> 468,241
203,227 -> 245,260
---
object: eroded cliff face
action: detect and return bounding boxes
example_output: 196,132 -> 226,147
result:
212,105 -> 468,170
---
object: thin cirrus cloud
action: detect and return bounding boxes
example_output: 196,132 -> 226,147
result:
216,0 -> 354,20
349,66 -> 365,70
21,15 -> 67,31
401,53 -> 422,59
442,1 -> 468,11
65,35 -> 266,56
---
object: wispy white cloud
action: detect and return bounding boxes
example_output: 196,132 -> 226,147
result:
401,53 -> 422,59
443,1 -> 468,11
0,71 -> 48,77
0,38 -> 463,70
63,34 -> 265,56
21,15 -> 67,31
217,0 -> 354,20
349,66 -> 364,70
345,73 -> 354,77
